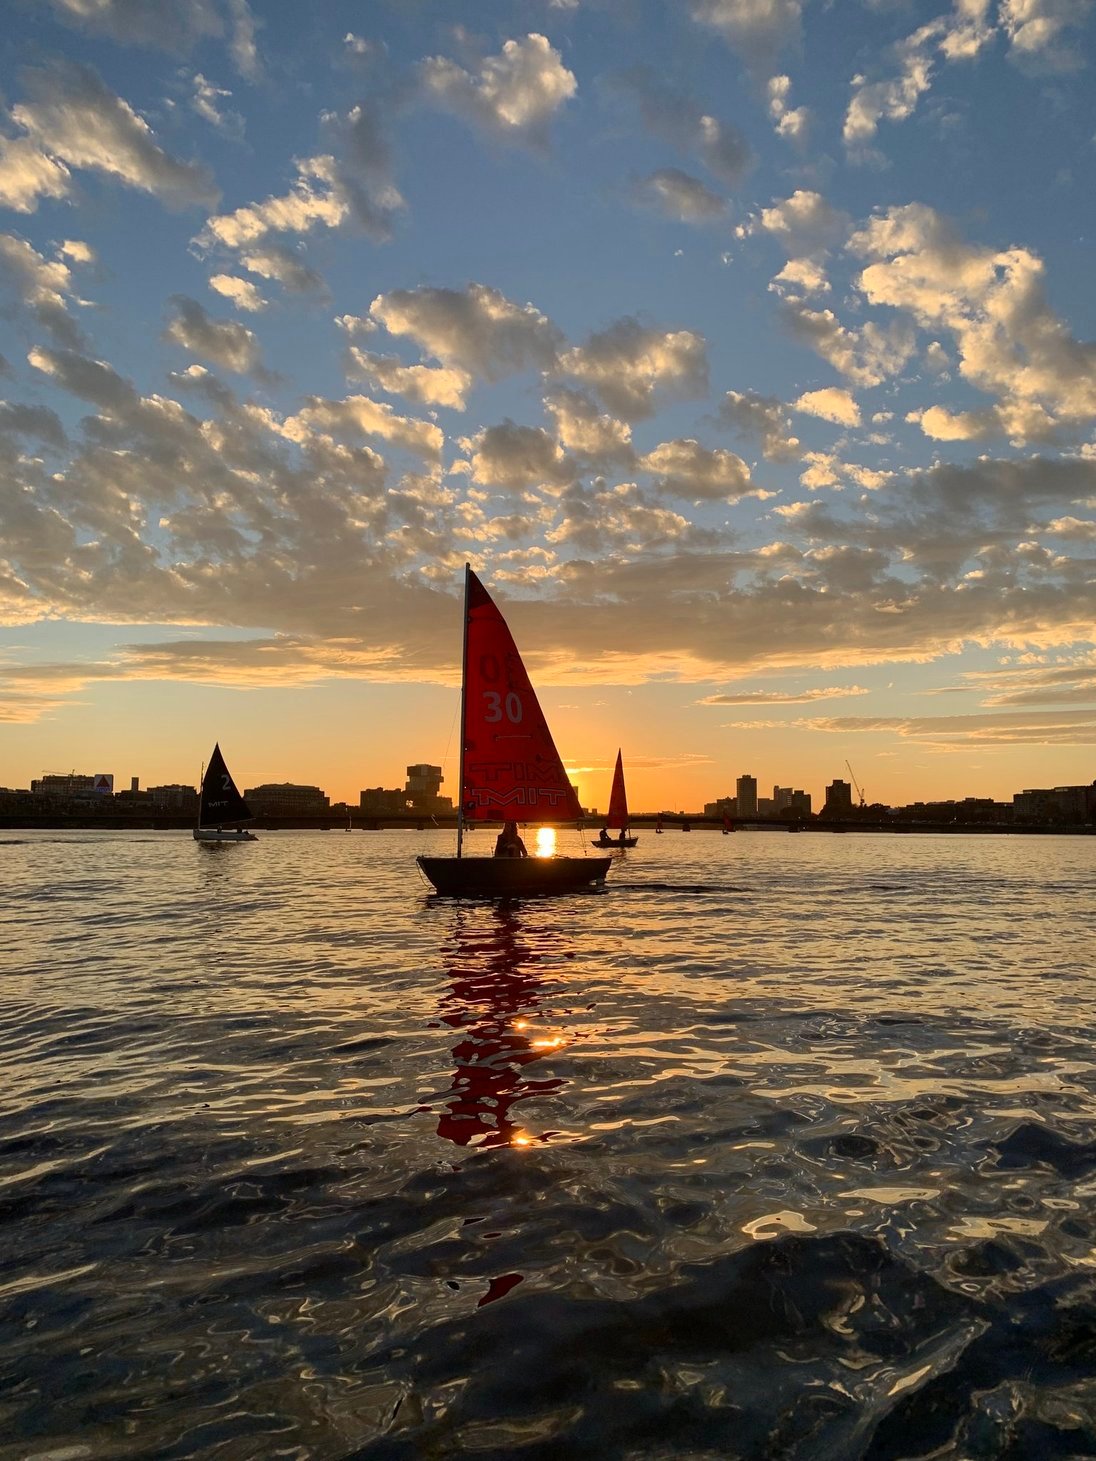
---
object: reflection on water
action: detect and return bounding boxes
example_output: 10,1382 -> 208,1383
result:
0,830 -> 1094,1458
435,907 -> 567,1149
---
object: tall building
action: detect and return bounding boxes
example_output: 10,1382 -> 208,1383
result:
1013,782 -> 1096,823
244,783 -> 329,816
30,773 -> 113,798
148,784 -> 198,810
823,779 -> 853,817
360,787 -> 411,815
736,774 -> 757,817
404,764 -> 452,813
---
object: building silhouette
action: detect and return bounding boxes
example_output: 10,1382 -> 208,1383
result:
361,763 -> 454,817
736,774 -> 757,817
822,779 -> 853,818
244,783 -> 329,817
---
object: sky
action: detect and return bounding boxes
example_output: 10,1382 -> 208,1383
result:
1,0 -> 1095,813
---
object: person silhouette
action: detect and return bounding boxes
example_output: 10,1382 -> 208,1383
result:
494,820 -> 528,858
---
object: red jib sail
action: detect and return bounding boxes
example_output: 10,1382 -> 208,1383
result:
606,749 -> 629,830
461,569 -> 582,822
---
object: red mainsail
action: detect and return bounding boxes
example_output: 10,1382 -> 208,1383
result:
460,569 -> 582,823
606,750 -> 629,830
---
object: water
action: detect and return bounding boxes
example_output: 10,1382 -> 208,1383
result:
1,828 -> 1095,1460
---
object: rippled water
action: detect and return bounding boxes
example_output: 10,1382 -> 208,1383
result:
2,828 -> 1095,1459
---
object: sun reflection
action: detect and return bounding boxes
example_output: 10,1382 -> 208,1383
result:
433,906 -> 572,1150
534,826 -> 556,857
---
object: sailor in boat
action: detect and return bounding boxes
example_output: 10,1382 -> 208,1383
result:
494,820 -> 528,858
617,829 -> 627,845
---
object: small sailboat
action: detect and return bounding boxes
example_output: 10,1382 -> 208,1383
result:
417,566 -> 611,897
593,750 -> 638,848
193,744 -> 257,842
655,816 -> 663,835
722,810 -> 733,835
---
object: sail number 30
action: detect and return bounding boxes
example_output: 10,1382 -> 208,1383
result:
483,690 -> 523,724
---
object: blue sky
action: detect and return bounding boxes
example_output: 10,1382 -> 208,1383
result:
1,0 -> 1094,809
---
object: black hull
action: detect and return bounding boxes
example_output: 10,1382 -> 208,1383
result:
417,855 -> 611,897
592,836 -> 638,848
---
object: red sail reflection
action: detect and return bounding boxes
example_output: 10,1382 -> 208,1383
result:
435,906 -> 568,1150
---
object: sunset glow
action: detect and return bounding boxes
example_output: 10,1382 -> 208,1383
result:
0,3 -> 1093,809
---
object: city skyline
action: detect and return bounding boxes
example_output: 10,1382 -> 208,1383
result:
2,2 -> 1095,807
9,747 -> 1091,816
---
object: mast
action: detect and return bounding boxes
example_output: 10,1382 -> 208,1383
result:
456,563 -> 470,860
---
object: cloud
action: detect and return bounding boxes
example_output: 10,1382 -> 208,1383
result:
43,0 -> 222,52
6,59 -> 218,211
322,101 -> 407,241
418,33 -> 577,147
852,202 -> 1096,440
547,481 -> 703,554
284,394 -> 443,461
164,296 -> 263,374
794,387 -> 862,426
543,389 -> 634,464
770,258 -> 830,297
209,274 -> 266,312
757,708 -> 1096,745
0,232 -> 87,349
1044,516 -> 1096,542
59,239 -> 96,265
630,168 -> 726,221
689,0 -> 804,75
844,3 -> 995,157
0,400 -> 68,449
744,189 -> 850,256
844,22 -> 941,154
239,244 -> 324,295
767,75 -> 809,141
0,138 -> 71,215
797,451 -> 891,491
369,282 -> 561,380
198,100 -> 404,267
227,0 -> 262,80
699,684 -> 870,704
779,295 -> 916,388
1000,0 -> 1094,70
347,349 -> 471,410
559,318 -> 709,419
718,390 -> 801,461
611,69 -> 751,186
959,653 -> 1096,706
639,438 -> 758,501
199,157 -> 352,247
467,422 -> 574,491
191,74 -> 243,138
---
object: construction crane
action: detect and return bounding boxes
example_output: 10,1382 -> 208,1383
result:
845,760 -> 866,808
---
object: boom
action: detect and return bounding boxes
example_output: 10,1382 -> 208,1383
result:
845,760 -> 866,808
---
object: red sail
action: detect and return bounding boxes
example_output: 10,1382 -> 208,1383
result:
461,570 -> 582,822
606,750 -> 629,830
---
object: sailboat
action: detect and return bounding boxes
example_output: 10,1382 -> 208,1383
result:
593,750 -> 638,848
722,810 -> 733,835
193,744 -> 257,842
417,567 -> 611,897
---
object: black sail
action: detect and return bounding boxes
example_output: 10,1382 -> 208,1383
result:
199,744 -> 252,826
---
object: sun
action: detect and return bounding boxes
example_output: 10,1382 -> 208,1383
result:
534,826 -> 556,857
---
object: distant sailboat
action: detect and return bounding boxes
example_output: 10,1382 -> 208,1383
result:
722,810 -> 733,835
593,750 -> 638,848
194,744 -> 257,843
416,566 -> 611,897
